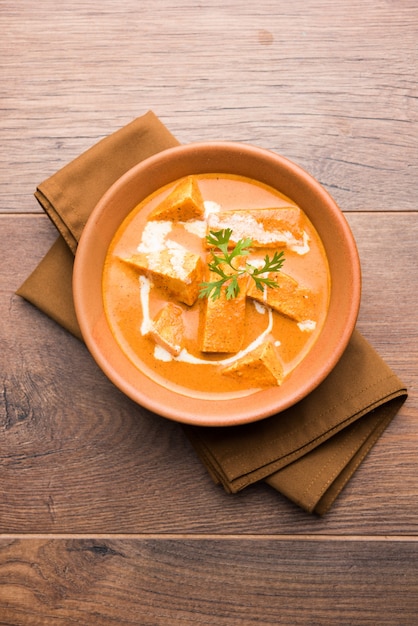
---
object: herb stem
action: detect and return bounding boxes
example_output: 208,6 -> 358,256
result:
199,228 -> 285,301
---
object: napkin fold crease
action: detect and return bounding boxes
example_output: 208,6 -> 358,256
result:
16,111 -> 407,515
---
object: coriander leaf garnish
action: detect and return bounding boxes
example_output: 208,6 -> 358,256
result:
199,228 -> 285,300
247,250 -> 286,292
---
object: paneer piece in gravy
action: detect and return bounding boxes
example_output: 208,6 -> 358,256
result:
207,206 -> 304,248
148,303 -> 185,357
221,341 -> 283,387
247,272 -> 318,323
123,248 -> 203,306
199,260 -> 248,353
148,175 -> 205,222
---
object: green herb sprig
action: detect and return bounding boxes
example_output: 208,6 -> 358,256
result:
199,228 -> 285,301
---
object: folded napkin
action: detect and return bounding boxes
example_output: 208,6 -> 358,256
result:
17,111 -> 407,515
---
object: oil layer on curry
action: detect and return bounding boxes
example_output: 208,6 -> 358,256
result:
102,174 -> 330,400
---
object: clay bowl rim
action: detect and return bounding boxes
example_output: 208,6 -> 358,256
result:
73,141 -> 361,427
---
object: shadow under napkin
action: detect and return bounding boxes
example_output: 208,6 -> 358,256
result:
16,111 -> 407,515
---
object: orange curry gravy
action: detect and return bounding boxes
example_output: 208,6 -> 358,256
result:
102,174 -> 330,400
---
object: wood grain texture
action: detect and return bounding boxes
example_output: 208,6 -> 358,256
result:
1,0 -> 417,213
1,214 -> 416,535
1,538 -> 418,625
1,1 -> 417,622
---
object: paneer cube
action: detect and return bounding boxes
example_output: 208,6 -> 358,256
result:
198,259 -> 248,353
247,272 -> 317,322
148,303 -> 184,356
221,341 -> 283,387
148,176 -> 205,222
123,247 -> 203,306
207,206 -> 305,248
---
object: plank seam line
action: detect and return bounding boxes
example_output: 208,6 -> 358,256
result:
1,534 -> 418,542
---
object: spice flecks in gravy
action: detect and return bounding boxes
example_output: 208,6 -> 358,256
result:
102,174 -> 330,399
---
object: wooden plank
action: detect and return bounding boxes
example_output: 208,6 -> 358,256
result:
1,0 -> 417,213
1,538 -> 418,625
1,214 -> 417,534
347,211 -> 418,380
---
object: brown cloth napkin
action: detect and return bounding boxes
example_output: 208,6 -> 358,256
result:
17,111 -> 407,515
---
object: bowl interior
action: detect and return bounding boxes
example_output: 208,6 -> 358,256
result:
73,142 -> 361,426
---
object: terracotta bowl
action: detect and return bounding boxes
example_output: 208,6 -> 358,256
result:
73,142 -> 361,426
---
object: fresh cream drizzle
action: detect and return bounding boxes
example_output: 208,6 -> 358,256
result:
138,275 -> 274,365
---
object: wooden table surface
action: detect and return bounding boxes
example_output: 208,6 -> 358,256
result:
1,1 -> 417,624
